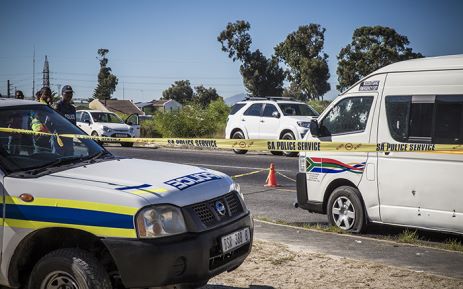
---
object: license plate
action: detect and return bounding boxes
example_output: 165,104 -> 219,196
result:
221,227 -> 250,253
115,134 -> 127,138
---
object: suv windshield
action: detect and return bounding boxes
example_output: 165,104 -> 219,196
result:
278,103 -> 319,117
90,112 -> 123,124
0,105 -> 107,174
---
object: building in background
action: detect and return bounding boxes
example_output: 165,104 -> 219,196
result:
136,99 -> 182,115
89,99 -> 144,115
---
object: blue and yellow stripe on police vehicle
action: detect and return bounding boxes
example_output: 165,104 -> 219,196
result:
3,196 -> 138,238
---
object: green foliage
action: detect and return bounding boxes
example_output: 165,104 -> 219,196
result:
337,26 -> 423,92
194,85 -> 221,108
153,99 -> 230,138
307,99 -> 331,114
275,23 -> 330,100
162,81 -> 222,107
162,80 -> 194,105
93,49 -> 118,100
218,20 -> 285,96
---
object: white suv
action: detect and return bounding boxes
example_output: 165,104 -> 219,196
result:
225,97 -> 319,156
76,110 -> 139,147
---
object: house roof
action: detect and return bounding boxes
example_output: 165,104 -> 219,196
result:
151,99 -> 171,107
99,99 -> 143,115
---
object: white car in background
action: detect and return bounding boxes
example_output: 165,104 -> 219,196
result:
76,110 -> 140,147
225,97 -> 319,156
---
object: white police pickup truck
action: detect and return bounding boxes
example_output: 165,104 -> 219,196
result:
0,98 -> 253,289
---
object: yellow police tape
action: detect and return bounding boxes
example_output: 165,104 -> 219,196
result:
1,127 -> 463,153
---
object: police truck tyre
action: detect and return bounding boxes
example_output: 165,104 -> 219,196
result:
232,131 -> 248,155
281,132 -> 298,157
27,248 -> 112,289
270,151 -> 283,156
121,142 -> 133,147
327,186 -> 366,233
91,131 -> 103,146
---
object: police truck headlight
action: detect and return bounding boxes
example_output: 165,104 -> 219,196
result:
103,126 -> 111,132
230,181 -> 244,200
297,121 -> 310,128
129,127 -> 134,133
136,205 -> 187,238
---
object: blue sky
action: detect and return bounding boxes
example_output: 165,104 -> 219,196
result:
1,0 -> 463,102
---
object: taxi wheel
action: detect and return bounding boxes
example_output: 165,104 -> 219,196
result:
91,131 -> 103,146
232,130 -> 248,155
327,186 -> 366,233
281,132 -> 298,157
28,248 -> 112,289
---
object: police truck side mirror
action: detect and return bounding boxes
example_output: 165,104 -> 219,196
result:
309,119 -> 320,137
272,111 -> 280,118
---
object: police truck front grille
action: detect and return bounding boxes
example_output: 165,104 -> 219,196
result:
192,203 -> 216,227
190,192 -> 244,228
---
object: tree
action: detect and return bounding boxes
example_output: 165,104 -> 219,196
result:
218,20 -> 285,96
275,24 -> 330,100
194,85 -> 221,108
93,49 -> 118,100
162,80 -> 194,105
337,26 -> 423,92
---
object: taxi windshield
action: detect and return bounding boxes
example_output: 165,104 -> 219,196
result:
91,112 -> 124,124
278,103 -> 319,117
0,105 -> 107,174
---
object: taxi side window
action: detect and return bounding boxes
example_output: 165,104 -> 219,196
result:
81,112 -> 91,123
386,95 -> 463,144
243,103 -> 263,117
320,97 -> 373,136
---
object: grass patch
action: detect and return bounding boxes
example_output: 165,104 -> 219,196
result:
254,216 -> 463,253
397,229 -> 419,244
441,239 -> 463,252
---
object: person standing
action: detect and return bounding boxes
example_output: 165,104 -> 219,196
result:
55,85 -> 76,125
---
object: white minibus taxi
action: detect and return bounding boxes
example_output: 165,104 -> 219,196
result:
296,55 -> 463,234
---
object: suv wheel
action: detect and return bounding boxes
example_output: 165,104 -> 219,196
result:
231,131 -> 248,155
281,132 -> 298,157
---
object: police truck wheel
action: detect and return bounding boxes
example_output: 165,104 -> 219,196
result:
327,186 -> 366,233
281,132 -> 298,157
28,248 -> 112,289
232,131 -> 248,155
270,151 -> 283,156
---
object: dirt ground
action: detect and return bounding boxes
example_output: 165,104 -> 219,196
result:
204,239 -> 463,289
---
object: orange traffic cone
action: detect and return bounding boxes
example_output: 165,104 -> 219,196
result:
265,163 -> 279,187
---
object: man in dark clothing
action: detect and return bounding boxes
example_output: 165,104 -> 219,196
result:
54,85 -> 77,156
55,85 -> 76,125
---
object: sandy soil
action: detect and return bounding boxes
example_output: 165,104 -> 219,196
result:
204,239 -> 463,289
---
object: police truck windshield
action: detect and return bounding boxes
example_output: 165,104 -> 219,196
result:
0,105 -> 107,174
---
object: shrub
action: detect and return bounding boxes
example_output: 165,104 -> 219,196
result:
153,99 -> 230,138
308,99 -> 331,114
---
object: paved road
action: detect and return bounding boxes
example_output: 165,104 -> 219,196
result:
108,146 -> 328,225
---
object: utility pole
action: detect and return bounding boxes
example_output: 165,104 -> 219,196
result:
123,81 -> 125,100
32,46 -> 35,98
7,80 -> 10,97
